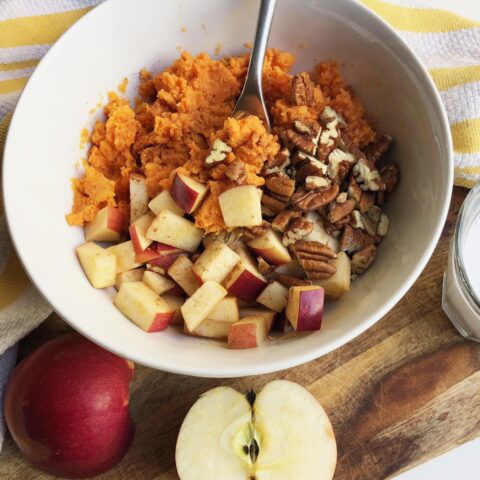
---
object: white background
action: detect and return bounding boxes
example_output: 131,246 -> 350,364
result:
395,1 -> 480,478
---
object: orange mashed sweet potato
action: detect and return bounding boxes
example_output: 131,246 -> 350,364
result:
67,49 -> 375,233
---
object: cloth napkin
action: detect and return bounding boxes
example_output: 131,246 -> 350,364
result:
0,0 -> 479,449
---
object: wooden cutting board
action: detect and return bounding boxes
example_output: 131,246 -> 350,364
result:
1,187 -> 478,480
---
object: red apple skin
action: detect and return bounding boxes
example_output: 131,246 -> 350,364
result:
135,243 -> 161,263
227,323 -> 257,349
165,283 -> 186,297
4,334 -> 135,478
226,269 -> 267,304
150,253 -> 185,270
171,173 -> 206,214
148,312 -> 175,332
107,207 -> 125,233
298,289 -> 324,332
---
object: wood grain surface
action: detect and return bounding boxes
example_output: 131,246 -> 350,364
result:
1,187 -> 477,480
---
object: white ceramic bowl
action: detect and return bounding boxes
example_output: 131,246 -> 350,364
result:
3,0 -> 452,377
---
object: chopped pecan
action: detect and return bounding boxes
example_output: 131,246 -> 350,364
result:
336,192 -> 348,204
347,176 -> 362,204
262,148 -> 291,174
327,148 -> 356,182
285,129 -> 317,156
351,244 -> 376,274
290,72 -> 315,106
225,159 -> 248,184
277,274 -> 311,288
205,138 -> 232,165
362,214 -> 377,237
295,157 -> 328,183
282,217 -> 314,246
376,191 -> 386,206
358,191 -> 375,213
377,213 -> 389,237
244,221 -> 271,238
379,163 -> 399,194
291,184 -> 340,211
353,158 -> 385,192
293,119 -> 321,138
340,225 -> 370,254
320,106 -> 346,126
305,176 -> 330,190
366,205 -> 382,224
350,210 -> 364,230
261,193 -> 287,214
272,209 -> 302,232
257,257 -> 274,275
365,134 -> 392,163
262,204 -> 277,217
265,173 -> 296,199
328,198 -> 355,223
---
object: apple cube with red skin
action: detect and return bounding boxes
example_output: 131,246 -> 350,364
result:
192,241 -> 240,284
168,256 -> 201,296
148,189 -> 184,216
223,259 -> 267,304
76,242 -> 117,288
162,295 -> 185,325
129,174 -> 149,223
256,281 -> 289,313
135,242 -> 184,264
114,282 -> 175,332
218,185 -> 263,228
146,210 -> 203,252
313,251 -> 351,299
142,270 -> 176,295
239,307 -> 276,332
227,316 -> 267,349
171,173 -> 209,214
247,229 -> 292,266
286,286 -> 325,332
107,241 -> 142,273
186,319 -> 231,339
115,268 -> 144,290
84,206 -> 124,242
207,297 -> 239,323
129,212 -> 155,253
181,281 -> 227,332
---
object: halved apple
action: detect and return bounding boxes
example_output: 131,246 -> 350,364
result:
146,210 -> 203,252
218,185 -> 263,227
185,319 -> 231,339
247,230 -> 292,266
313,251 -> 351,299
129,173 -> 149,223
207,297 -> 239,323
129,211 -> 155,253
168,256 -> 201,296
142,270 -> 176,295
192,241 -> 240,284
256,281 -> 289,313
286,285 -> 325,332
162,294 -> 185,325
114,281 -> 175,332
84,206 -> 124,242
176,380 -> 337,480
181,281 -> 228,332
239,307 -> 276,333
148,189 -> 184,216
115,268 -> 145,290
76,242 -> 117,288
107,240 -> 142,273
223,259 -> 267,304
227,316 -> 267,350
171,173 -> 209,214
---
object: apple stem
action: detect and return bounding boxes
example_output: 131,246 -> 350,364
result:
245,390 -> 256,406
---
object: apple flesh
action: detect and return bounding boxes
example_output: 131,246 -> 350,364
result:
114,282 -> 175,332
115,268 -> 145,290
162,295 -> 185,325
129,173 -> 149,223
207,297 -> 239,323
148,189 -> 184,216
146,210 -> 203,252
218,185 -> 263,227
256,280 -> 289,313
84,206 -> 124,242
192,240 -> 240,283
107,240 -> 142,273
168,256 -> 201,296
313,251 -> 351,299
186,319 -> 231,339
223,258 -> 267,304
175,380 -> 336,480
286,286 -> 325,332
171,173 -> 209,214
4,333 -> 135,479
76,242 -> 117,288
239,307 -> 276,333
142,270 -> 176,295
227,316 -> 267,350
129,212 -> 155,253
247,229 -> 292,266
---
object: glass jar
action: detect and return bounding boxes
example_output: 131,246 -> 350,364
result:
443,182 -> 480,341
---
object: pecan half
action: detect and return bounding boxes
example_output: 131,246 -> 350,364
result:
358,191 -> 375,213
291,184 -> 340,211
265,173 -> 295,199
353,158 -> 385,192
272,209 -> 302,232
379,163 -> 399,194
351,244 -> 376,274
340,225 -> 370,254
328,198 -> 355,223
293,240 -> 338,280
293,240 -> 337,261
277,274 -> 311,288
291,72 -> 315,106
257,257 -> 274,275
261,193 -> 287,214
365,134 -> 392,163
295,157 -> 328,183
285,129 -> 317,156
225,159 -> 248,184
262,148 -> 291,175
282,217 -> 314,246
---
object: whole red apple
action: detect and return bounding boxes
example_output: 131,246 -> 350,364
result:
4,333 -> 135,478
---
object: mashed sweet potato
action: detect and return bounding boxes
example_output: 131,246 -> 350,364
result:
67,49 -> 375,233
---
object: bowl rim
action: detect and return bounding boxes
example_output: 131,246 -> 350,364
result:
2,0 -> 453,377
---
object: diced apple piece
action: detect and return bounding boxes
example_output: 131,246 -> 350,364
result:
129,173 -> 149,223
136,242 -> 184,264
181,281 -> 228,332
313,251 -> 351,300
107,240 -> 142,273
84,206 -> 124,242
76,242 -> 116,288
239,307 -> 276,332
146,210 -> 203,252
114,282 -> 175,332
171,173 -> 209,214
207,297 -> 239,323
186,319 -> 231,339
305,212 -> 339,252
218,185 -> 262,227
223,259 -> 267,304
192,241 -> 240,284
286,286 -> 325,332
150,253 -> 186,272
129,212 -> 155,253
165,282 -> 186,297
227,316 -> 267,349
168,256 -> 201,296
163,295 -> 185,325
247,230 -> 292,266
142,270 -> 176,295
148,189 -> 184,216
256,281 -> 289,313
115,268 -> 144,290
